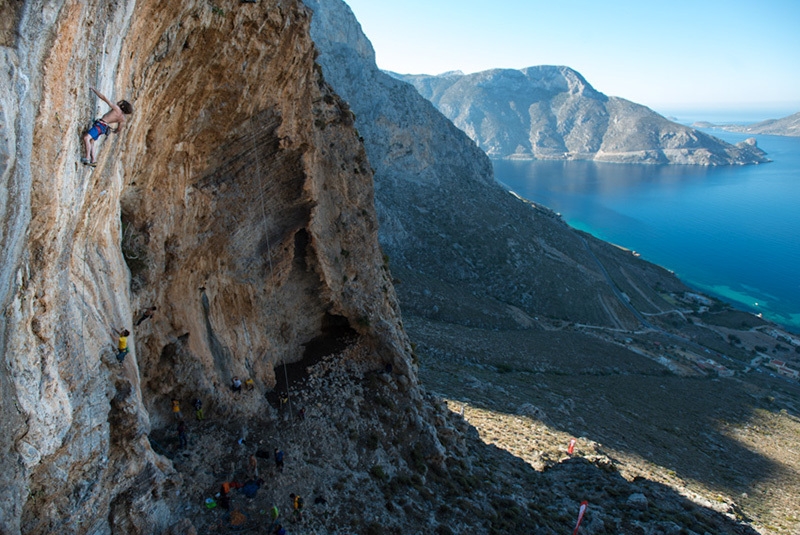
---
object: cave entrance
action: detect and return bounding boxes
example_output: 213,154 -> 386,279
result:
267,313 -> 357,403
119,205 -> 150,291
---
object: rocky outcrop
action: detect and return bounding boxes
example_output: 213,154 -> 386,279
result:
393,66 -> 770,165
1,1 -> 413,532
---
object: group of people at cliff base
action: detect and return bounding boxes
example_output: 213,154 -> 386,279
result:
172,398 -> 204,450
213,479 -> 303,532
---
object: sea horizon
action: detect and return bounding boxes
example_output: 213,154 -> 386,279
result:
652,107 -> 799,125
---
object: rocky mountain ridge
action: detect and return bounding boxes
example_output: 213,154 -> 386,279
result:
695,111 -> 800,137
392,67 -> 770,165
306,1 -> 645,332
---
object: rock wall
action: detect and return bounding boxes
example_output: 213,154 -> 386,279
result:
0,1 -> 411,533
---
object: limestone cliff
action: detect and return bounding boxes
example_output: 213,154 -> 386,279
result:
1,1 -> 413,532
393,67 -> 770,165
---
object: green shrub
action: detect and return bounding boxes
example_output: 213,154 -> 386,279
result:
366,432 -> 380,450
370,464 -> 388,482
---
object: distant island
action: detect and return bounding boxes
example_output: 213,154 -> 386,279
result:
694,111 -> 800,137
391,66 -> 770,165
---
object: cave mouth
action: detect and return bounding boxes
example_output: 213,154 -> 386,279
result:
269,313 -> 358,399
118,205 -> 150,291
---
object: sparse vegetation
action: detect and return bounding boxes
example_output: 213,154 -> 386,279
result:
370,464 -> 388,481
407,312 -> 800,535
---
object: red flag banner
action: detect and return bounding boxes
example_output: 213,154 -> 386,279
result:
572,500 -> 588,535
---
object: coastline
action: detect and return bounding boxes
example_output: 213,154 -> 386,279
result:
491,133 -> 800,335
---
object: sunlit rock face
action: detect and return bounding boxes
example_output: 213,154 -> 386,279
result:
1,1 -> 411,532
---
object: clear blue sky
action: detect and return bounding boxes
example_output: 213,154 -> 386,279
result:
343,0 -> 800,120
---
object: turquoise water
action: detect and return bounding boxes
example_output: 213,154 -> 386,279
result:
492,131 -> 800,333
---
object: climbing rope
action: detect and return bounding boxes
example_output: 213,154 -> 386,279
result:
249,115 -> 293,419
73,201 -> 101,480
79,209 -> 92,445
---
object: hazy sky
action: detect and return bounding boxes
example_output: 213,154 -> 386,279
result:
343,0 -> 800,119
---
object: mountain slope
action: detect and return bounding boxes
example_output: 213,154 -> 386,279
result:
4,1 -> 755,533
393,67 -> 769,165
304,1 -> 665,332
707,111 -> 800,137
305,2 -> 800,534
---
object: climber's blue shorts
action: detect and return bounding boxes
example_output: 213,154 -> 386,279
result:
86,120 -> 109,140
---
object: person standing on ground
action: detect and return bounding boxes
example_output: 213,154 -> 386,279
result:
82,86 -> 132,166
193,398 -> 204,420
172,399 -> 182,420
249,454 -> 258,478
274,447 -> 284,472
218,482 -> 231,510
268,504 -> 279,528
177,420 -> 187,449
289,493 -> 303,523
231,376 -> 242,392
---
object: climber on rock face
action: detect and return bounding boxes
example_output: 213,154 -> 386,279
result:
113,327 -> 130,363
81,86 -> 132,166
135,306 -> 157,326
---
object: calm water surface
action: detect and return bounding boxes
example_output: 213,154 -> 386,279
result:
492,130 -> 800,333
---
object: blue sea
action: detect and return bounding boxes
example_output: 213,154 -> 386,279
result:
492,131 -> 800,333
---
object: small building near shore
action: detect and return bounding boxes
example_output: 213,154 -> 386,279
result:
766,359 -> 800,380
